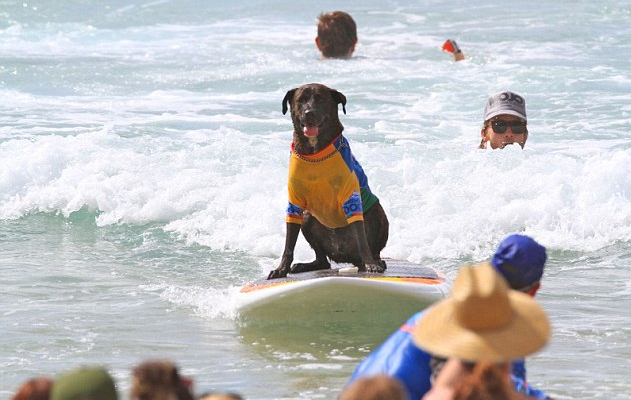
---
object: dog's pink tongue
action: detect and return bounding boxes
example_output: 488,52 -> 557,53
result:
303,125 -> 319,137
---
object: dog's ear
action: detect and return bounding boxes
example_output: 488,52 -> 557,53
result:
282,89 -> 297,115
331,90 -> 347,114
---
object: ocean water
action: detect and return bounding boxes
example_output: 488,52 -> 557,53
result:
2,0 -> 631,399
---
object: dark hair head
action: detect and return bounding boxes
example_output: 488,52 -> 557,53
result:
317,11 -> 357,58
131,360 -> 193,400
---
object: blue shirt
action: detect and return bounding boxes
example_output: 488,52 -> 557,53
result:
347,311 -> 551,400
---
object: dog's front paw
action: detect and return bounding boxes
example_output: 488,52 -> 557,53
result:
364,261 -> 386,273
267,268 -> 288,280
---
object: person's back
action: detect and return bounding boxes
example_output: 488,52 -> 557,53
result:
316,11 -> 357,59
348,311 -> 433,400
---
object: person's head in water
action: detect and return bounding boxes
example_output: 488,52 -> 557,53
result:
316,11 -> 357,59
480,91 -> 528,150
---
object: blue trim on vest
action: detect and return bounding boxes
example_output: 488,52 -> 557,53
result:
336,135 -> 378,211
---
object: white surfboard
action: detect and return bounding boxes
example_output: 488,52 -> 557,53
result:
236,259 -> 450,329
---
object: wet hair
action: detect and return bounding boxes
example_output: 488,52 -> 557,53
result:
317,11 -> 357,58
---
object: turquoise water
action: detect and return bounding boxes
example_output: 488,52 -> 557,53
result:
2,1 -> 631,399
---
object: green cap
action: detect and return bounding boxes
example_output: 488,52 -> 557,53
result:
51,367 -> 118,400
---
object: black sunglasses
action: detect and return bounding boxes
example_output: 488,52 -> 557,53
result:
489,119 -> 527,134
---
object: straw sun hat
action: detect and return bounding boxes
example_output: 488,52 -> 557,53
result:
413,263 -> 550,363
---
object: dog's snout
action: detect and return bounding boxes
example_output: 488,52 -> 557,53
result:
303,108 -> 320,126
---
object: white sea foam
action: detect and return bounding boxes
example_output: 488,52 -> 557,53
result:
3,115 -> 629,261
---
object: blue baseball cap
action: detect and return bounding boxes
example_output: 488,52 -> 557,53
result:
491,234 -> 546,290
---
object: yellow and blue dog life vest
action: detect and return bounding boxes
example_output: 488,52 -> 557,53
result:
286,134 -> 378,228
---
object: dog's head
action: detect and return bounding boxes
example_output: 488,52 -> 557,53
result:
282,83 -> 346,153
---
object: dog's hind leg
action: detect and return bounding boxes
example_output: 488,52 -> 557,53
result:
290,213 -> 332,273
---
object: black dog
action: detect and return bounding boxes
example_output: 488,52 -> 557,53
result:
267,83 -> 389,279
